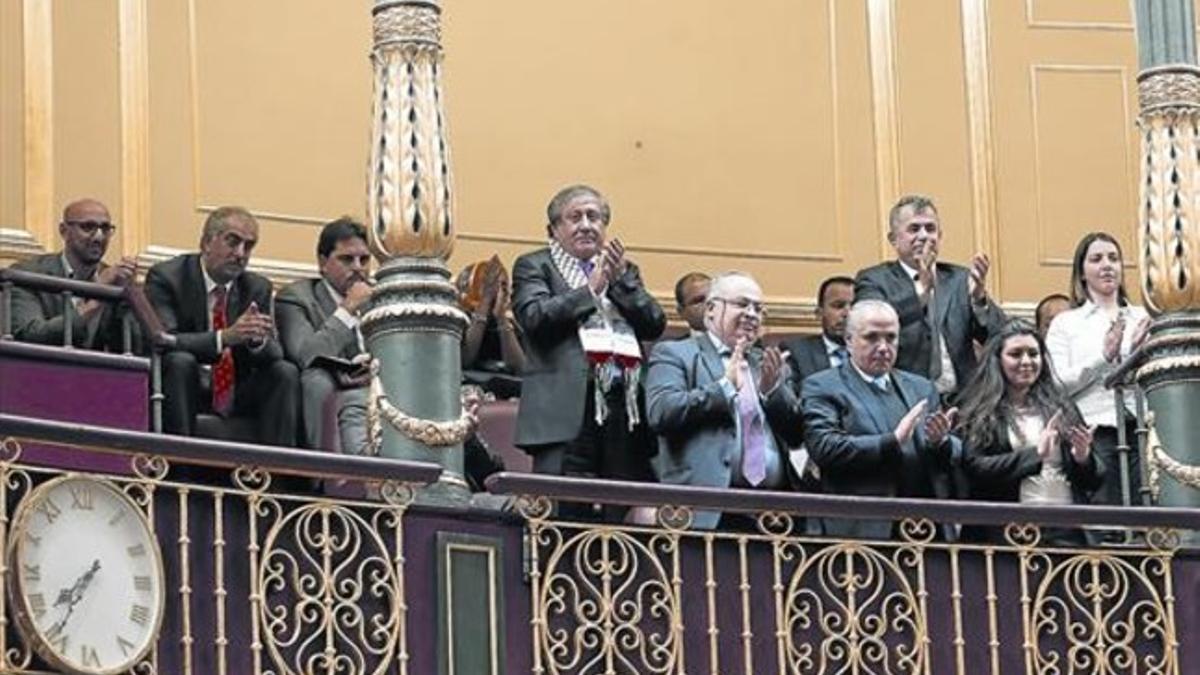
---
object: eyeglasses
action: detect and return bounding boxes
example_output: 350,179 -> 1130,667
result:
714,297 -> 765,314
64,220 -> 117,236
560,208 -> 607,226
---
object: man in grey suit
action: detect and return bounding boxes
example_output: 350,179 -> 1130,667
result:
10,198 -> 138,351
855,195 -> 1004,400
512,185 -> 666,502
801,300 -> 959,539
276,218 -> 372,452
646,271 -> 801,528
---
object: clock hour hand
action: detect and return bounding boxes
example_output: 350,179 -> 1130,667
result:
46,560 -> 101,637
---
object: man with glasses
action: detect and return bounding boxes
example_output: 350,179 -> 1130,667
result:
801,300 -> 959,539
512,184 -> 666,517
645,271 -> 803,529
145,206 -> 299,447
9,198 -> 138,351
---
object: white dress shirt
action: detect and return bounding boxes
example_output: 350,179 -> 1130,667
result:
1045,301 -> 1147,427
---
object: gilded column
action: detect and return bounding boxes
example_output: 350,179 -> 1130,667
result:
1133,0 -> 1200,514
363,0 -> 469,505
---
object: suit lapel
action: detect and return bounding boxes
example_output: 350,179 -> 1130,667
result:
802,337 -> 830,374
184,256 -> 210,330
313,280 -> 338,322
695,333 -> 725,383
838,364 -> 893,435
933,264 -> 954,328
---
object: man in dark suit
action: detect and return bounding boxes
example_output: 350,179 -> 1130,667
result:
145,206 -> 299,446
512,185 -> 666,500
276,218 -> 372,452
801,300 -> 959,539
10,198 -> 138,351
782,276 -> 854,395
855,195 -> 1004,400
646,272 -> 801,528
673,271 -> 710,337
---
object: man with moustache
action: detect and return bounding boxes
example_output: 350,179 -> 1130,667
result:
9,198 -> 139,351
782,276 -> 855,396
855,195 -> 1005,400
145,206 -> 299,446
276,217 -> 373,453
801,300 -> 959,539
512,185 -> 666,511
646,271 -> 802,529
673,271 -> 710,338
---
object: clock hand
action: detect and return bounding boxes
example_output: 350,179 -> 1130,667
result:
45,560 -> 101,638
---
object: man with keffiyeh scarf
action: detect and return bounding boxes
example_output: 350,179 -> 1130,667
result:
512,185 -> 666,519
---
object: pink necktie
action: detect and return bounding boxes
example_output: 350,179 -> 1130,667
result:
737,361 -> 767,486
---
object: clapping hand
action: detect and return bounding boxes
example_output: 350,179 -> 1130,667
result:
916,247 -> 937,305
1037,411 -> 1063,460
724,337 -> 748,389
1130,315 -> 1152,351
894,399 -> 929,445
1102,315 -> 1126,363
1063,421 -> 1095,463
967,253 -> 990,302
758,345 -> 787,396
923,406 -> 958,446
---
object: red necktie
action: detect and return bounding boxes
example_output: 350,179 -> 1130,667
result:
211,286 -> 234,415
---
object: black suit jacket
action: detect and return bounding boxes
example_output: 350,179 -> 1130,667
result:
9,253 -> 130,351
512,248 -> 666,448
801,363 -> 960,538
961,428 -> 1103,504
144,253 -> 283,384
855,261 -> 1005,388
782,335 -> 833,391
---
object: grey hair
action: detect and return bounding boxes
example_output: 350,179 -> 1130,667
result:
845,299 -> 898,339
705,270 -> 760,307
202,206 -> 256,244
888,194 -> 938,232
546,185 -> 610,227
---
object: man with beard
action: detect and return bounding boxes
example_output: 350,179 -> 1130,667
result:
9,198 -> 138,350
276,217 -> 373,453
782,276 -> 854,396
855,195 -> 1004,401
673,271 -> 710,338
145,206 -> 299,446
646,271 -> 802,528
801,300 -> 959,538
512,184 -> 666,517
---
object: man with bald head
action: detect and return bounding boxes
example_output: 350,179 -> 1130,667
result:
9,198 -> 138,350
801,300 -> 960,538
145,206 -> 298,446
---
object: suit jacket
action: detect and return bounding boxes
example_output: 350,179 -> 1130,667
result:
512,248 -> 666,448
855,261 -> 1004,388
9,253 -> 129,351
646,334 -> 802,528
145,253 -> 283,383
782,333 -> 835,398
275,278 -> 362,369
801,363 -> 960,539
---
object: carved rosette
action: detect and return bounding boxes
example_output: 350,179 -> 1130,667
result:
1137,65 -> 1200,313
368,0 -> 455,261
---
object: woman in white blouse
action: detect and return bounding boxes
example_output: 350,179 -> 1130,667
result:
1045,232 -> 1150,508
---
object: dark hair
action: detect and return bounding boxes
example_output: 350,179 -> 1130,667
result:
955,319 -> 1083,450
317,217 -> 368,259
202,206 -> 255,244
817,276 -> 855,307
1034,293 -> 1070,329
1069,232 -> 1130,307
673,272 -> 711,306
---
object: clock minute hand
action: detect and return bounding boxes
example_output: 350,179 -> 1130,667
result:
46,560 -> 101,638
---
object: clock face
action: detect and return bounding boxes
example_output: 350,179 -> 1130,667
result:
9,476 -> 164,674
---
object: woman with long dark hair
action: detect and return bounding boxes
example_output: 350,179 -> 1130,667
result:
1044,232 -> 1149,510
956,320 -> 1102,544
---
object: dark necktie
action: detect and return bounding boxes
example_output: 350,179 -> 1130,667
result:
211,286 -> 235,415
915,271 -> 943,380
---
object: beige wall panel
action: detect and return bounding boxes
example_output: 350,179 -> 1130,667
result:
0,0 -> 23,233
987,0 -> 1140,303
52,0 -> 121,239
189,0 -> 371,263
1025,0 -> 1131,29
893,0 -> 976,262
146,0 -> 195,251
442,0 -> 880,310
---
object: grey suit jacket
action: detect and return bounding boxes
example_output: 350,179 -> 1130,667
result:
801,363 -> 958,539
512,247 -> 666,449
646,334 -> 802,528
855,261 -> 1004,389
276,278 -> 362,369
9,253 -> 128,351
